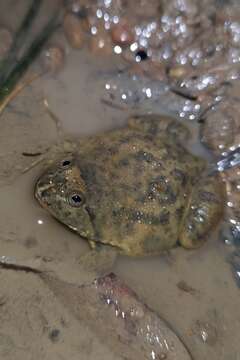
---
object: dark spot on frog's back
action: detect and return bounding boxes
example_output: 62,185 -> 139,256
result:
175,206 -> 185,221
134,150 -> 162,165
171,168 -> 187,186
78,162 -> 105,199
92,143 -> 119,160
118,157 -> 130,167
118,152 -> 158,169
199,191 -> 220,203
159,210 -> 170,225
77,161 -> 97,183
106,145 -> 119,156
118,133 -> 146,144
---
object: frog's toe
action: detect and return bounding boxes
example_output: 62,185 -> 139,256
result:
179,176 -> 225,249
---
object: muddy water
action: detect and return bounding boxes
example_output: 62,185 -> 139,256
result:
0,1 -> 239,360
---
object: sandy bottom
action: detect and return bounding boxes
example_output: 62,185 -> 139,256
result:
0,1 -> 239,359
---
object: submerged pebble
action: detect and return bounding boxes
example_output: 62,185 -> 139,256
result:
48,328 -> 61,343
44,273 -> 193,360
42,45 -> 65,73
193,319 -> 218,346
63,13 -> 85,49
89,24 -> 113,55
111,23 -> 135,46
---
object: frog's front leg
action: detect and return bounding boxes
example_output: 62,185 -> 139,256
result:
79,243 -> 117,275
128,114 -> 190,142
179,175 -> 225,248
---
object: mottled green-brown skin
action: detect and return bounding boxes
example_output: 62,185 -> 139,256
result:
35,115 -> 224,256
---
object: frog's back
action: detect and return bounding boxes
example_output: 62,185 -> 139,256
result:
76,127 -> 202,256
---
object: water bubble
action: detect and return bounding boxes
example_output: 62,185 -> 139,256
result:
114,45 -> 122,54
96,9 -> 103,18
91,26 -> 97,35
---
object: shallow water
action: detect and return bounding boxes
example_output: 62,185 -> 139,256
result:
0,1 -> 239,360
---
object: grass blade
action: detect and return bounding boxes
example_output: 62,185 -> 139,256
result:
0,13 -> 59,103
0,0 -> 44,84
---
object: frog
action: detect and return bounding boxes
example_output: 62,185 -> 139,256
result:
35,114 -> 224,261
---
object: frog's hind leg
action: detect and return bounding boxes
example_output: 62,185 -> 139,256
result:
179,175 -> 225,249
128,114 -> 190,142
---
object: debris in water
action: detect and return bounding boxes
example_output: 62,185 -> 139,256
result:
63,13 -> 85,49
0,257 -> 193,360
43,273 -> 193,360
177,281 -> 198,295
22,151 -> 43,157
48,328 -> 61,343
41,45 -> 65,74
192,318 -> 218,347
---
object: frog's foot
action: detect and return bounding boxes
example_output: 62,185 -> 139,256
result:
128,114 -> 190,142
79,244 -> 117,275
179,175 -> 225,249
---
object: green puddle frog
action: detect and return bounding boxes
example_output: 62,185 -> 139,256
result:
35,115 -> 224,258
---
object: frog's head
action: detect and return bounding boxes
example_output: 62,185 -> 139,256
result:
34,157 -> 96,240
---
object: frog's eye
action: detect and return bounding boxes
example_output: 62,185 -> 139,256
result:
61,159 -> 71,167
68,192 -> 84,207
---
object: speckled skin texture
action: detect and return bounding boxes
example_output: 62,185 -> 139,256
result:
35,115 -> 224,256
